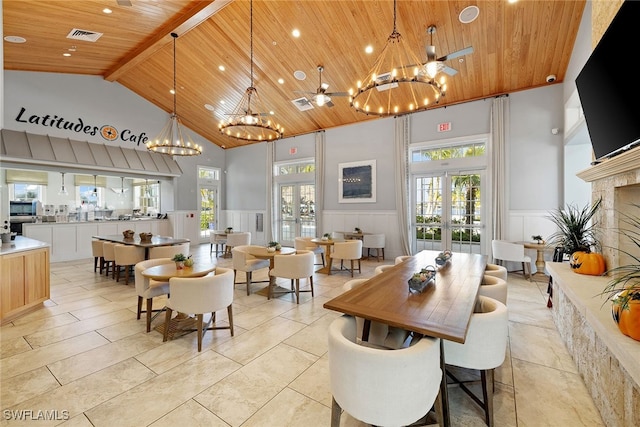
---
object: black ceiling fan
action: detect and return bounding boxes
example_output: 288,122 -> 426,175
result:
294,66 -> 348,108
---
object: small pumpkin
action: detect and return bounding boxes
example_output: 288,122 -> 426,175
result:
569,251 -> 606,275
612,289 -> 640,341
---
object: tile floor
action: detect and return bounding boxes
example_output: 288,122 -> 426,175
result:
1,243 -> 605,426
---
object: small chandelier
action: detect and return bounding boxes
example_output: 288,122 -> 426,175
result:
219,0 -> 283,142
350,0 -> 446,117
146,33 -> 202,156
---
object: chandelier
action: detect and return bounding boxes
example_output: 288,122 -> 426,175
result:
219,0 -> 283,142
350,0 -> 446,117
146,33 -> 202,156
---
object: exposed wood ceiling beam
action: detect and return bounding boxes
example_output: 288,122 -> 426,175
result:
104,0 -> 233,82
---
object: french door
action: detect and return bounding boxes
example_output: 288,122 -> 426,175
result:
413,171 -> 484,254
278,183 -> 316,246
199,185 -> 219,242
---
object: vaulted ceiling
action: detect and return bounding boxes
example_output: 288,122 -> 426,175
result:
3,0 -> 586,150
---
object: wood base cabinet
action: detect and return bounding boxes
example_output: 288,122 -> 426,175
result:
0,247 -> 50,324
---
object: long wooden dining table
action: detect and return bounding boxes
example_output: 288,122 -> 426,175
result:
92,234 -> 190,259
323,249 -> 487,427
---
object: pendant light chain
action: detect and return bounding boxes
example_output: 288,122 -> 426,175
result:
250,0 -> 254,88
172,33 -> 178,117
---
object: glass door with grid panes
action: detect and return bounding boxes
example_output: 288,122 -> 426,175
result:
413,172 -> 483,254
411,137 -> 487,255
198,167 -> 221,242
278,183 -> 316,246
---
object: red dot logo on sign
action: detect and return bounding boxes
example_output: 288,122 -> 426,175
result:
100,125 -> 119,141
290,147 -> 297,155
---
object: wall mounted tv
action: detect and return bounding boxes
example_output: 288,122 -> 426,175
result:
575,0 -> 640,164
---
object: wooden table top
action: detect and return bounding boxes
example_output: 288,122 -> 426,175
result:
244,246 -> 296,259
93,234 -> 190,248
310,238 -> 346,245
323,250 -> 487,343
141,262 -> 216,281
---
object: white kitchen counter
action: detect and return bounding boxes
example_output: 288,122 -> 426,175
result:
23,219 -> 171,262
0,235 -> 50,255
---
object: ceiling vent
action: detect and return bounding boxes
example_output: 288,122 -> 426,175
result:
67,29 -> 103,42
291,97 -> 314,111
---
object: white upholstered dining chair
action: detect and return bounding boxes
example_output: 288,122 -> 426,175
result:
331,240 -> 362,277
134,257 -> 172,332
148,242 -> 189,260
269,250 -> 315,303
443,295 -> 508,427
225,232 -> 251,258
328,315 -> 443,427
163,267 -> 235,352
294,236 -> 325,266
491,240 -> 532,280
231,245 -> 269,295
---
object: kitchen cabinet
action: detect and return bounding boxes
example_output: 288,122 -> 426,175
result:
0,237 -> 50,324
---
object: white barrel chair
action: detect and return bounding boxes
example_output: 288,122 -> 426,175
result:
328,315 -> 443,427
443,295 -> 508,427
478,274 -> 508,305
485,263 -> 508,282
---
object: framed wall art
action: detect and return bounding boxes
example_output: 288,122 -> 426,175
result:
338,160 -> 376,203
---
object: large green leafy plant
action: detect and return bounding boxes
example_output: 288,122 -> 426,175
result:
547,197 -> 602,255
601,203 -> 640,307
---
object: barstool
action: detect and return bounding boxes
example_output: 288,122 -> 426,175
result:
102,242 -> 118,278
91,240 -> 105,274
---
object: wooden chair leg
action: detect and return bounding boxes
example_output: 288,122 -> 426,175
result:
310,276 -> 314,297
481,369 -> 495,427
295,278 -> 300,304
146,298 -> 153,332
137,296 -> 143,320
163,307 -> 173,342
227,305 -> 234,336
246,272 -> 252,296
197,313 -> 204,352
331,397 -> 342,427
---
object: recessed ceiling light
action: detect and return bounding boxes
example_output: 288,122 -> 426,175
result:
365,45 -> 373,54
220,100 -> 226,105
293,70 -> 306,81
103,8 -> 112,14
278,78 -> 284,84
204,104 -> 215,111
63,53 -> 71,57
459,5 -> 480,24
218,65 -> 225,71
4,36 -> 26,44
169,89 -> 175,95
292,29 -> 300,38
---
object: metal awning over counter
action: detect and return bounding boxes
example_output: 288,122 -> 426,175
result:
0,129 -> 183,177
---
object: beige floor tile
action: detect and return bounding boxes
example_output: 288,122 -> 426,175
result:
0,244 -> 606,427
149,399 -> 228,427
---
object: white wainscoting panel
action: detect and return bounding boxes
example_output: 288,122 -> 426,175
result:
322,210 -> 400,262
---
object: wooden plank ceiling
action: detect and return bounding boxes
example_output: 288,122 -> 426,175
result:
3,0 -> 586,150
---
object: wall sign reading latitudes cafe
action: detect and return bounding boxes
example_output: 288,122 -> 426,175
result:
14,106 -> 151,146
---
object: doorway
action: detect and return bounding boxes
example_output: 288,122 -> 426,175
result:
278,183 -> 316,246
413,171 -> 484,254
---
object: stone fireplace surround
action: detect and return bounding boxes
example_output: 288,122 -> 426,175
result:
547,146 -> 640,427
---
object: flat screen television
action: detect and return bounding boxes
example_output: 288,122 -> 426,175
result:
575,0 -> 640,163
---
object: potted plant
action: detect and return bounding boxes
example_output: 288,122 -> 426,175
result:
531,235 -> 544,244
354,227 -> 362,234
322,233 -> 331,241
547,197 -> 605,275
267,241 -> 282,251
172,253 -> 187,269
225,227 -> 233,234
601,203 -> 640,341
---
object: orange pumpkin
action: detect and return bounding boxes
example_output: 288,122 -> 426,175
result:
612,290 -> 640,341
569,251 -> 606,275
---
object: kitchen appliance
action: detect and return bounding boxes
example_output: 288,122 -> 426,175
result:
9,201 -> 38,235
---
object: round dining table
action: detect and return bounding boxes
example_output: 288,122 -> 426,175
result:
244,246 -> 296,299
141,262 -> 216,281
310,238 -> 346,275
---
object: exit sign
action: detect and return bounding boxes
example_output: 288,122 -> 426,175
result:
438,122 -> 452,132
